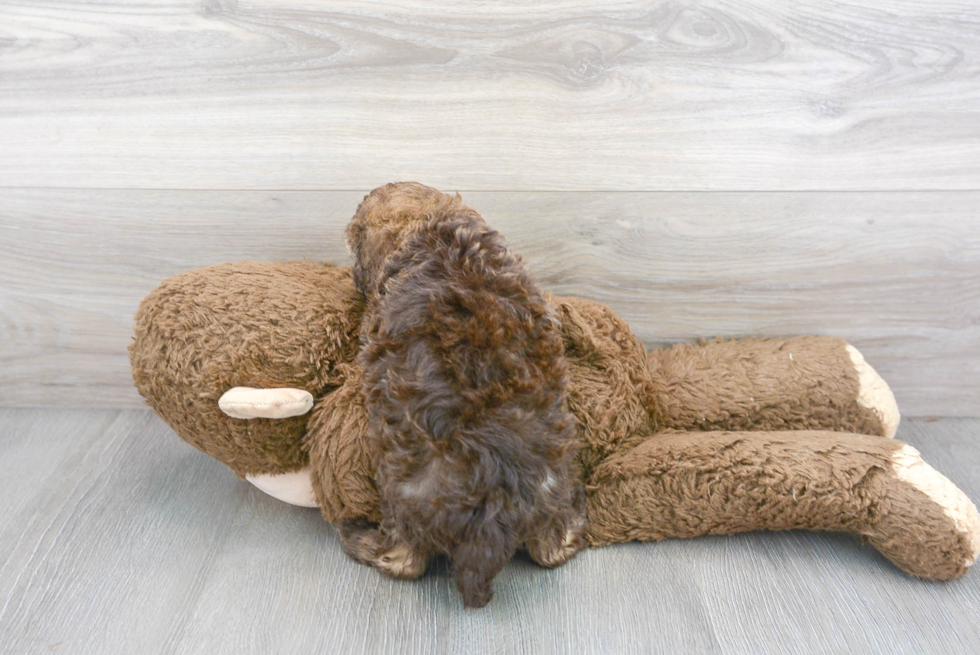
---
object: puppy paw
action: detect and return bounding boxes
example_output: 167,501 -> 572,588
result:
527,516 -> 588,568
374,543 -> 430,580
337,520 -> 431,580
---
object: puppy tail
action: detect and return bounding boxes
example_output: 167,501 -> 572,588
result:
452,540 -> 511,609
450,511 -> 517,609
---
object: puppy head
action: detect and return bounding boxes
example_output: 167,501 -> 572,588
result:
345,182 -> 467,299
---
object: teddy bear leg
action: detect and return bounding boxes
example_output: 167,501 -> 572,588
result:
587,430 -> 979,579
646,336 -> 899,437
303,373 -> 383,525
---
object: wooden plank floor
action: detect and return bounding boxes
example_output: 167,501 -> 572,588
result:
2,409 -> 979,655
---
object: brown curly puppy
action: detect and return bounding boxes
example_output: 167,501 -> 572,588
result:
340,182 -> 587,608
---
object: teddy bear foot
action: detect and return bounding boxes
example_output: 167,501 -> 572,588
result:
845,345 -> 900,438
870,443 -> 980,579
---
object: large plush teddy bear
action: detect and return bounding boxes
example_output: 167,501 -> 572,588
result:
130,183 -> 979,590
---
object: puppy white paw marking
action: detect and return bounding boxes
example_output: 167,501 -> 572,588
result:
892,444 -> 980,567
246,465 -> 319,507
375,544 -> 428,579
846,345 -> 900,438
219,387 -> 314,419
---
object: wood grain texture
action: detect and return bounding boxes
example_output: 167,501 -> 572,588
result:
0,410 -> 249,655
2,188 -> 978,415
1,0 -> 979,190
1,410 -> 979,654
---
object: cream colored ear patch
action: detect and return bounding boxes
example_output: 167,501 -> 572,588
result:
219,387 -> 314,419
845,344 -> 901,438
246,465 -> 319,508
892,444 -> 980,568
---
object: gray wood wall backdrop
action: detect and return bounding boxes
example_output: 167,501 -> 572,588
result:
1,0 -> 978,416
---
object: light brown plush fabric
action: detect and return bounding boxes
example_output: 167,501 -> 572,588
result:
305,364 -> 381,524
586,430 -> 973,580
552,296 -> 658,478
130,261 -> 978,581
130,261 -> 362,476
648,337 -> 885,436
870,469 -> 975,580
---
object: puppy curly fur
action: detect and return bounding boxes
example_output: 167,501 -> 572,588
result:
340,182 -> 587,607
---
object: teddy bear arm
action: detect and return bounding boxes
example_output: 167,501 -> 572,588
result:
647,336 -> 899,438
305,370 -> 382,525
586,429 -> 980,580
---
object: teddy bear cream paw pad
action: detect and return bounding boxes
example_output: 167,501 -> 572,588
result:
846,344 -> 901,438
245,465 -> 319,508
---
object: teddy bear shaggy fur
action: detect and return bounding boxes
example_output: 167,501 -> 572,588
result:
129,183 -> 980,604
